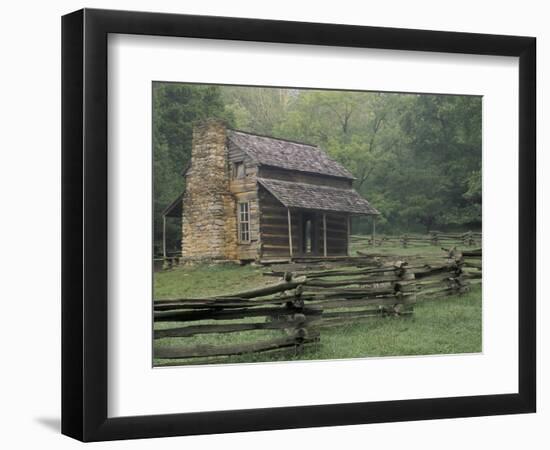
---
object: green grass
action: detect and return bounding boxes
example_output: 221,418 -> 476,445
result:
154,262 -> 267,299
153,246 -> 482,367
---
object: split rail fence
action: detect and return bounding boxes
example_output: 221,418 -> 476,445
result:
154,247 -> 481,364
351,231 -> 481,248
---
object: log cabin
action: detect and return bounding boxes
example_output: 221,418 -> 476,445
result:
162,118 -> 379,262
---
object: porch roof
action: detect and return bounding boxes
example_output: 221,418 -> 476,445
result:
257,178 -> 379,215
162,192 -> 184,218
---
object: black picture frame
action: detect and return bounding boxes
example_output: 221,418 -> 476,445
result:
61,8 -> 536,442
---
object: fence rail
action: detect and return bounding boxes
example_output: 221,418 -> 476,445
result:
154,247 -> 481,364
351,231 -> 481,248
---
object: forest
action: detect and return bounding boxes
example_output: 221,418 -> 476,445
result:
153,82 -> 481,250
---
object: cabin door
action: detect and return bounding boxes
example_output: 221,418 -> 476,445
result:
300,212 -> 318,255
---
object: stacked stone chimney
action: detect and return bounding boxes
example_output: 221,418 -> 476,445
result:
180,119 -> 237,261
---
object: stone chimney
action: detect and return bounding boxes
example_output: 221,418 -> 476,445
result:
181,119 -> 237,261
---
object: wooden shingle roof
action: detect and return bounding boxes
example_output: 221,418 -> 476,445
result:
257,178 -> 379,215
227,130 -> 354,179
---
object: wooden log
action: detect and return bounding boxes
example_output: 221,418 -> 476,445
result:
413,264 -> 460,279
154,297 -> 296,311
397,280 -> 454,294
260,215 -> 293,223
262,245 -> 299,254
262,235 -> 300,246
260,206 -> 291,215
154,340 -> 319,366
304,274 -> 404,287
325,218 -> 348,227
282,265 -> 404,279
302,286 -> 399,297
155,334 -> 320,359
261,223 -> 293,232
356,250 -> 406,258
265,260 -> 380,272
315,310 -> 414,328
258,258 -> 292,265
462,248 -> 482,257
416,287 -> 456,298
463,260 -> 482,270
262,250 -> 298,258
463,271 -> 482,279
155,278 -> 307,307
291,255 -> 372,263
217,276 -> 306,299
325,230 -> 348,239
463,255 -> 482,260
155,296 -> 246,305
154,304 -> 322,322
326,235 -> 348,243
155,316 -> 310,339
308,295 -> 415,310
320,306 -> 411,320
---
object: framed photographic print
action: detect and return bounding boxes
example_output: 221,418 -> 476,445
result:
61,8 -> 536,441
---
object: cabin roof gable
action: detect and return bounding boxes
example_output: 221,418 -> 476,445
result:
227,129 -> 355,180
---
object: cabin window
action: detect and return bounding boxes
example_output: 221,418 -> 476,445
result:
233,162 -> 245,179
238,201 -> 250,243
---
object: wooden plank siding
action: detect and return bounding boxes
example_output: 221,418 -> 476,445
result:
258,186 -> 350,259
324,214 -> 349,255
258,187 -> 300,258
258,166 -> 353,189
312,213 -> 349,257
228,144 -> 260,260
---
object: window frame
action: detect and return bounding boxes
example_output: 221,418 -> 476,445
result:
233,161 -> 245,179
237,201 -> 251,243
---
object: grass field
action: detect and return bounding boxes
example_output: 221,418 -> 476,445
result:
154,263 -> 268,299
153,243 -> 482,366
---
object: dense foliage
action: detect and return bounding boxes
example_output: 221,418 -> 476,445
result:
152,83 -> 235,250
153,83 -> 481,247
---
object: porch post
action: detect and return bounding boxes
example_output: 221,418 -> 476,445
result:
372,215 -> 376,247
323,213 -> 327,257
162,215 -> 167,258
287,208 -> 293,259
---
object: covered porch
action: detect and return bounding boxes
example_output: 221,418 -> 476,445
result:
257,178 -> 379,260
157,192 -> 184,269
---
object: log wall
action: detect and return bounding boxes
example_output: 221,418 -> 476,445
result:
258,187 -> 350,259
258,166 -> 353,189
258,187 -> 300,258
228,142 -> 260,260
323,213 -> 349,256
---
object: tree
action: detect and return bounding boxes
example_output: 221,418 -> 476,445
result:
396,94 -> 482,230
152,83 -> 234,250
224,87 -> 481,232
153,84 -> 482,239
221,86 -> 293,135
